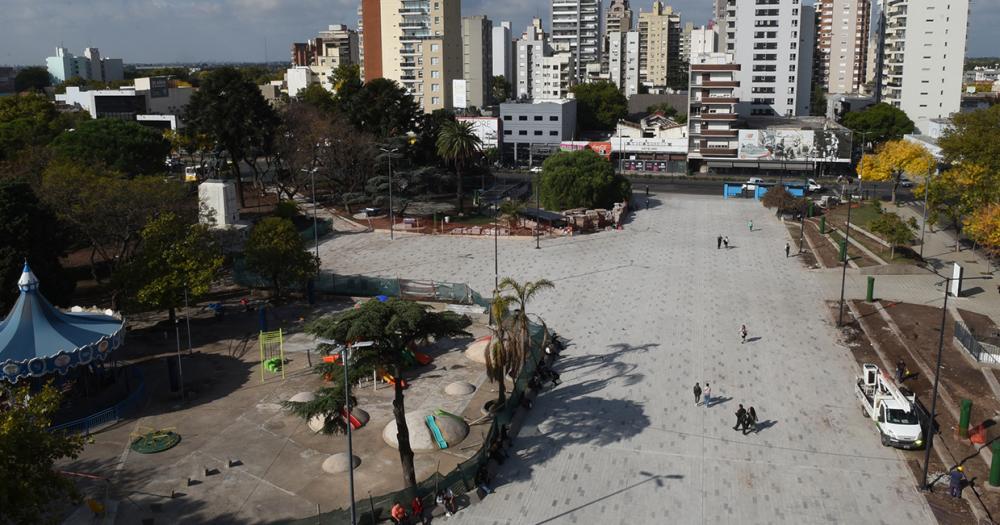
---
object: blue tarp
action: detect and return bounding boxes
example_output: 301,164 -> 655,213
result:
0,263 -> 125,383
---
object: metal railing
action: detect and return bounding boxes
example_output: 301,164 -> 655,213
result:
51,368 -> 147,435
954,321 -> 1000,366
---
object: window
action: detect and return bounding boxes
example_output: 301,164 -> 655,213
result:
787,98 -> 794,105
503,115 -> 512,121
550,130 -> 559,136
504,129 -> 512,135
518,115 -> 527,121
431,70 -> 440,78
534,115 -> 543,121
431,84 -> 440,92
431,44 -> 440,52
518,130 -> 527,135
534,130 -> 543,136
431,57 -> 439,65
431,97 -> 440,105
549,116 -> 559,121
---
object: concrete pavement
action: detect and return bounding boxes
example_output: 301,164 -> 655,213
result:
321,194 -> 934,525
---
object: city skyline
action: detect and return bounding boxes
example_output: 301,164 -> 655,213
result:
1,0 -> 996,66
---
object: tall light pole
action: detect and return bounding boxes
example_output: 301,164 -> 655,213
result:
535,171 -> 541,250
379,147 -> 399,240
494,200 -> 499,293
837,189 -> 856,327
300,167 -> 320,261
921,279 -> 950,491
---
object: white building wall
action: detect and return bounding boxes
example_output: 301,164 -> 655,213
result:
492,22 -> 514,86
516,20 -> 550,100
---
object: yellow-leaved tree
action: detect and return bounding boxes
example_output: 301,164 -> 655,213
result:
964,204 -> 1000,270
857,140 -> 935,203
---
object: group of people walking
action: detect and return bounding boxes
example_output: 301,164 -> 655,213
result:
716,235 -> 731,250
733,404 -> 760,435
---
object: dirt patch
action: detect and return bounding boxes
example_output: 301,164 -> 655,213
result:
804,218 -> 841,269
784,221 -> 820,269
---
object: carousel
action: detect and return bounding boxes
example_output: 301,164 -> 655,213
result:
1,263 -> 127,414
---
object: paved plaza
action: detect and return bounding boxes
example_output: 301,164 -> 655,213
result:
322,194 -> 936,525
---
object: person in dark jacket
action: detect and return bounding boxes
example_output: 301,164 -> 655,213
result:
734,404 -> 747,431
744,406 -> 758,434
694,383 -> 703,405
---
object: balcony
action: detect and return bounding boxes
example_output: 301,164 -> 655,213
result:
699,129 -> 738,137
698,147 -> 738,157
698,113 -> 738,121
700,80 -> 739,88
699,97 -> 739,104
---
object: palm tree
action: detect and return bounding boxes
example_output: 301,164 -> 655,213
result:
498,199 -> 526,230
497,277 -> 555,383
436,120 -> 482,214
484,293 -> 514,407
292,298 -> 470,489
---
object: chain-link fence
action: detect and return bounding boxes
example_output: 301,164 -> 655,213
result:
279,292 -> 547,525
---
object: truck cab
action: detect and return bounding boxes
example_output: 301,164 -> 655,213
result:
856,363 -> 924,449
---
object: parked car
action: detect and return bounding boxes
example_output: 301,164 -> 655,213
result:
741,177 -> 765,191
807,178 -> 823,192
899,177 -> 914,188
529,166 -> 543,174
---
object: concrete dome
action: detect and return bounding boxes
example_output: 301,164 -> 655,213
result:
308,414 -> 326,433
464,336 -> 492,364
445,381 -> 476,396
322,453 -> 360,473
382,410 -> 469,452
308,408 -> 371,433
289,391 -> 316,403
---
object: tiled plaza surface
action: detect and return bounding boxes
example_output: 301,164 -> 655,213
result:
322,194 -> 935,525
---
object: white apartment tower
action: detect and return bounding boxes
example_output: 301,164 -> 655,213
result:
814,0 -> 871,95
689,25 -> 718,60
880,0 -> 970,133
492,21 -> 515,88
551,0 -> 602,82
637,1 -> 682,92
534,53 -> 577,100
608,31 -> 641,96
720,0 -> 816,116
516,19 -> 551,100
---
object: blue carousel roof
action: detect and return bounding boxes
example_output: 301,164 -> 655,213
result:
0,263 -> 125,383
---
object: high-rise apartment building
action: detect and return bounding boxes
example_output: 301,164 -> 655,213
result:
551,0 -> 602,82
359,0 -> 462,112
516,19 -> 551,100
46,47 -> 124,84
603,0 -> 634,74
637,1 -> 682,92
534,53 -> 577,100
608,31 -> 641,96
290,25 -> 360,70
687,52 -> 741,160
689,25 -> 718,60
719,0 -> 815,116
880,0 -> 969,132
492,21 -> 515,88
462,16 -> 493,109
679,22 -> 694,65
814,0 -> 871,95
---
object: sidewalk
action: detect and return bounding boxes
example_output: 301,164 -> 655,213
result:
896,203 -> 996,279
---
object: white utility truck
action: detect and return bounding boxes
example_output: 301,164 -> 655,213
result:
856,363 -> 924,449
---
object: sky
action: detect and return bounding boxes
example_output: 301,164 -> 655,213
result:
0,0 -> 996,66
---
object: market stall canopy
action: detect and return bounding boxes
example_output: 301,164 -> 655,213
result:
0,263 -> 125,383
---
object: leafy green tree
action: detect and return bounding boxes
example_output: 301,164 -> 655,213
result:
296,298 -> 470,488
485,292 -> 514,406
436,120 -> 482,214
0,93 -> 87,161
13,66 -> 51,92
0,383 -> 85,525
869,211 -> 915,260
570,81 -> 628,132
330,64 -> 364,111
413,108 -> 455,165
117,213 -> 222,321
40,162 -> 189,283
488,278 -> 553,405
297,83 -> 337,114
0,181 -> 74,311
539,150 -> 631,210
841,103 -> 915,146
491,75 -> 512,103
49,118 -> 171,176
244,217 -> 318,298
667,60 -> 690,91
346,78 -> 419,139
184,67 -> 280,207
939,105 -> 1000,176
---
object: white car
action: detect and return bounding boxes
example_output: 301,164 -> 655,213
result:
529,166 -> 543,174
741,177 -> 765,191
899,177 -> 914,188
807,178 -> 823,192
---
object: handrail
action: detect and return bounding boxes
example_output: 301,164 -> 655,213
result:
51,368 -> 146,435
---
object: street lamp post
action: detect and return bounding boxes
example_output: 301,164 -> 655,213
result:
535,171 -> 541,250
379,148 -> 399,240
300,167 -> 320,261
837,189 -> 856,327
494,200 -> 499,292
920,279 -> 950,491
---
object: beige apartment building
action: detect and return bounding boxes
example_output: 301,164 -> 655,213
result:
638,1 -> 682,92
814,0 -> 871,95
360,0 -> 462,112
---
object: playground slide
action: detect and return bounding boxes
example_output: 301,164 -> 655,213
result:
322,354 -> 341,364
434,409 -> 464,422
381,372 -> 408,389
425,415 -> 449,449
414,352 -> 433,366
340,408 -> 363,430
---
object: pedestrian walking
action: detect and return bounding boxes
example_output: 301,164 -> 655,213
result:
694,382 -> 703,405
895,359 -> 906,383
949,466 -> 966,498
748,220 -> 754,231
391,501 -> 409,524
785,242 -> 790,257
645,185 -> 650,197
411,496 -> 427,525
717,235 -> 723,249
740,324 -> 748,344
734,404 -> 747,431
703,383 -> 712,407
745,406 -> 758,434
723,236 -> 730,249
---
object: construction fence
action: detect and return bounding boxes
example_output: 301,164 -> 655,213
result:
279,281 -> 548,525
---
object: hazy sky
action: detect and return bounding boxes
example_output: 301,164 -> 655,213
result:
0,0 -> 995,65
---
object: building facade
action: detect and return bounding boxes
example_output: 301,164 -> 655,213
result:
719,0 -> 815,117
814,0 -> 871,95
534,53 -> 577,101
687,52 -> 741,160
880,0 -> 970,133
46,47 -> 124,84
602,0 -> 634,74
462,15 -> 493,109
608,31 -> 641,97
516,19 -> 551,100
689,25 -> 718,60
551,0 -> 602,82
637,1 -> 682,92
500,99 -> 577,165
359,0 -> 462,112
492,21 -> 515,88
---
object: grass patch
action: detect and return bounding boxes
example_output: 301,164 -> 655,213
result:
824,200 -> 922,265
827,229 -> 879,267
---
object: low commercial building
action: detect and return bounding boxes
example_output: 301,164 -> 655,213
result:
55,76 -> 193,129
499,99 -> 576,166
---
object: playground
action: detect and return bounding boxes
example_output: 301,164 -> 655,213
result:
59,298 -> 499,524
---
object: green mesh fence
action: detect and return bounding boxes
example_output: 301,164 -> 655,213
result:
280,296 -> 547,525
